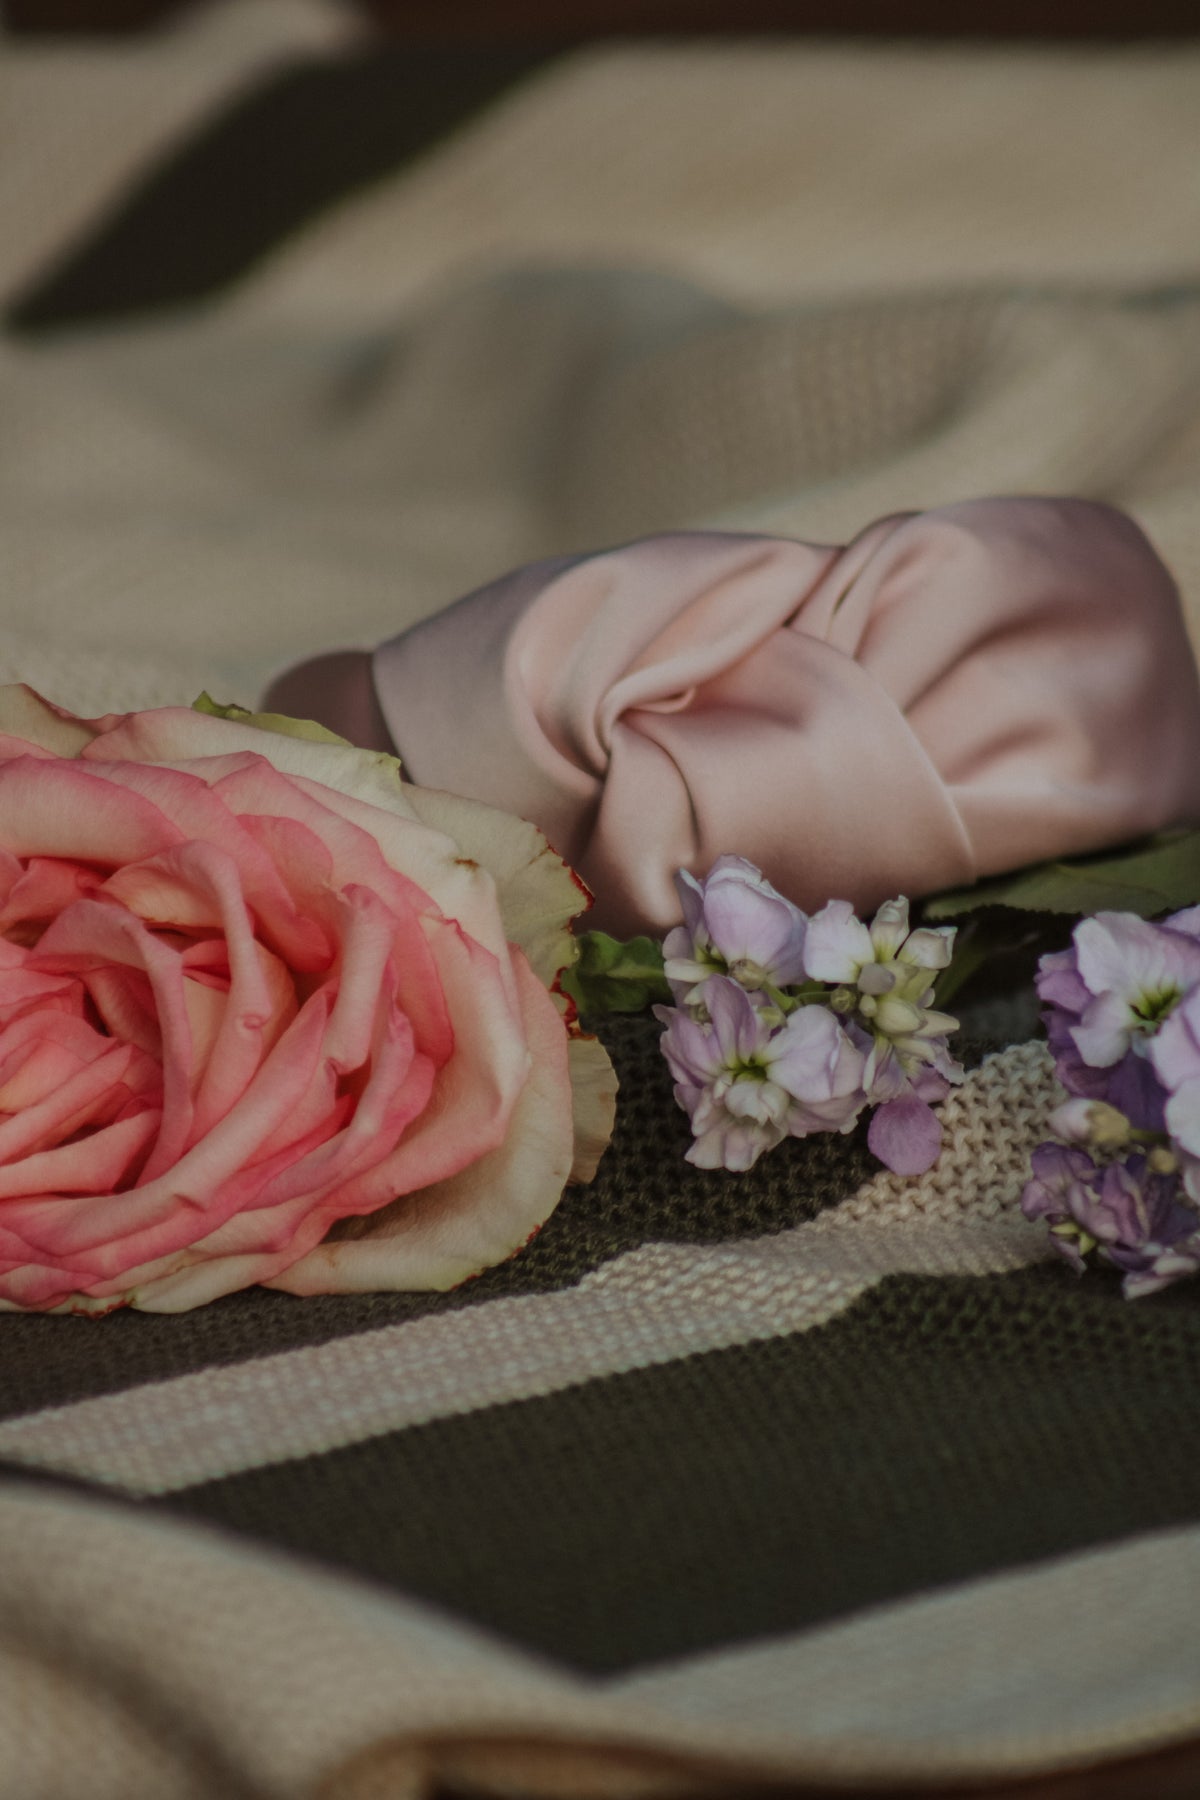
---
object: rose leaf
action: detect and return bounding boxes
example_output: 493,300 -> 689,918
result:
559,931 -> 672,1014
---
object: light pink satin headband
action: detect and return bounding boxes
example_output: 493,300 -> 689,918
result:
373,499 -> 1200,936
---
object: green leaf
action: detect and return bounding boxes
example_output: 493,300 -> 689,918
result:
930,912 -> 1062,1009
192,692 -> 352,747
559,931 -> 671,1015
924,830 -> 1200,923
930,917 -> 991,1009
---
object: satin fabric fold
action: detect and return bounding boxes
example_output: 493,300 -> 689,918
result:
373,499 -> 1200,936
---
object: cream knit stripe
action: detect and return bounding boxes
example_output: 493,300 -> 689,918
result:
610,1521 -> 1200,1784
2,1479 -> 1199,1798
0,1044 -> 1062,1497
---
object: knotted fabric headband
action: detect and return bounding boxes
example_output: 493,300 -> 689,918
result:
373,498 -> 1200,936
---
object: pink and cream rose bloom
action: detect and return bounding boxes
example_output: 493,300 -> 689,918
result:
0,687 -> 616,1313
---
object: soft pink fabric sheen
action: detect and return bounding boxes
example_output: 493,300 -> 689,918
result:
373,500 -> 1200,936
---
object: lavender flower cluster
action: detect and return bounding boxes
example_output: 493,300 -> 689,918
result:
1023,909 -> 1200,1297
655,857 -> 963,1176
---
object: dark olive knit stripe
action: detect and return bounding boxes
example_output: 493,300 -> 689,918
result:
0,1015 -> 877,1420
6,46 -> 556,333
164,1262 -> 1200,1675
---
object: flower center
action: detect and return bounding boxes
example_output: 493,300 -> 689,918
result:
729,1055 -> 770,1082
1131,985 -> 1182,1034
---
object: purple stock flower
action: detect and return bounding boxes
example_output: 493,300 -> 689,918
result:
867,1093 -> 946,1178
656,975 -> 867,1171
800,895 -> 962,1176
1023,1143 -> 1200,1297
1089,1158 -> 1200,1299
806,898 -> 961,1081
769,1002 -> 869,1138
663,856 -> 807,1005
1037,910 -> 1200,1130
804,896 -> 955,996
1025,914 -> 1200,1298
1045,1096 -> 1132,1147
657,977 -> 787,1170
1149,983 -> 1200,1198
1021,1141 -> 1100,1275
659,868 -> 962,1181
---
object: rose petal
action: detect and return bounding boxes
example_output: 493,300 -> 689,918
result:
0,993 -> 333,1271
85,965 -> 160,1057
0,857 -> 105,938
567,1031 -> 619,1183
250,1004 -> 427,1201
34,898 -> 198,1183
0,758 -> 181,865
181,972 -> 228,1098
0,966 -> 87,1029
85,759 -> 330,971
0,1107 -> 159,1199
0,690 -> 612,1311
83,706 -> 418,820
0,1039 -> 138,1165
402,783 -> 589,992
108,1018 -> 438,1310
0,686 -> 97,756
0,1019 -> 111,1110
269,950 -> 574,1293
326,917 -> 528,1210
0,1006 -> 110,1077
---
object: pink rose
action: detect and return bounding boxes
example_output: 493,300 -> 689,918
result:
0,687 -> 616,1313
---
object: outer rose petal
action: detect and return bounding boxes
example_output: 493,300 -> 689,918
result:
82,705 -> 417,820
0,685 -> 97,756
268,951 -> 582,1292
402,784 -> 590,994
567,1032 -> 619,1183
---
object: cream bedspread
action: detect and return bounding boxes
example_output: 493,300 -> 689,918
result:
3,1 -> 1200,721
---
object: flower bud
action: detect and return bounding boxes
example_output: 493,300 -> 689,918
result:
1048,1096 -> 1131,1148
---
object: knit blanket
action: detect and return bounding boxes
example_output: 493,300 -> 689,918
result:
3,8 -> 1200,1794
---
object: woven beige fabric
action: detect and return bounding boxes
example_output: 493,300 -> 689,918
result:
0,0 -> 360,307
3,8 -> 1200,715
2,1480 -> 1199,1799
613,1523 -> 1200,1783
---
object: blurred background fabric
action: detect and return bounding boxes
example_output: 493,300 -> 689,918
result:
3,0 -> 1200,722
